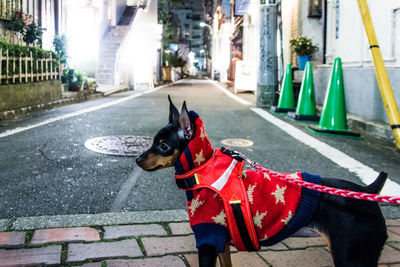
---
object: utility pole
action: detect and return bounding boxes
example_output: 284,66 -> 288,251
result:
257,1 -> 277,108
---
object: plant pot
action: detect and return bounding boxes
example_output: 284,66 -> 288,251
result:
297,55 -> 310,70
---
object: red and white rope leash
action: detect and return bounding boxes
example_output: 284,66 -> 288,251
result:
233,150 -> 400,205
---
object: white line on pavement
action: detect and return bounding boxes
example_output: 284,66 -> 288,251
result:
110,168 -> 142,212
0,84 -> 170,139
212,82 -> 253,106
251,108 -> 400,197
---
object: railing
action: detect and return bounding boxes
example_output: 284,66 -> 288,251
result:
0,0 -> 20,20
0,49 -> 60,84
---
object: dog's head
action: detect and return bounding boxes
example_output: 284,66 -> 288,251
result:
136,96 -> 195,171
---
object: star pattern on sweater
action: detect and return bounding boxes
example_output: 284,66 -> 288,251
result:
199,126 -> 206,140
247,183 -> 257,204
288,173 -> 300,179
188,195 -> 204,217
194,150 -> 205,165
263,172 -> 271,181
260,233 -> 268,241
253,210 -> 268,229
212,210 -> 227,226
281,211 -> 293,225
271,185 -> 287,205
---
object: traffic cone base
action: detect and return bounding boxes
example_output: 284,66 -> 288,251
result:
307,125 -> 361,138
271,106 -> 295,113
287,111 -> 319,121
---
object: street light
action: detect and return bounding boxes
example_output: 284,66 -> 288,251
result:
199,22 -> 214,79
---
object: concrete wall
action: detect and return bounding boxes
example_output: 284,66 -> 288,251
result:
314,66 -> 400,124
0,81 -> 62,112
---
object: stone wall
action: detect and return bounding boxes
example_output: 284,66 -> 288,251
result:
0,80 -> 62,112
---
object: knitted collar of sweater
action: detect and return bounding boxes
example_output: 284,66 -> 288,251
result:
174,111 -> 214,175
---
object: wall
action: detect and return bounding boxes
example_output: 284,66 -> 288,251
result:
313,0 -> 400,126
0,81 -> 62,112
314,66 -> 400,124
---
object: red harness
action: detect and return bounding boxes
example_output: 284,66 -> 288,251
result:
175,149 -> 260,251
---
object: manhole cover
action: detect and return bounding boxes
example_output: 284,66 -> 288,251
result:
84,135 -> 153,156
220,138 -> 254,147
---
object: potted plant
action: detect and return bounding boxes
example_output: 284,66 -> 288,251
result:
290,36 -> 319,70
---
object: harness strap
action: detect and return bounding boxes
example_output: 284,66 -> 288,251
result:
230,201 -> 257,251
176,175 -> 198,189
175,149 -> 260,251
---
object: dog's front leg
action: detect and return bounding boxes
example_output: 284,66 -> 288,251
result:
198,244 -> 218,267
218,243 -> 232,267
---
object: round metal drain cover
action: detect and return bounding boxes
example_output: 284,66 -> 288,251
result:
84,135 -> 153,156
220,138 -> 254,147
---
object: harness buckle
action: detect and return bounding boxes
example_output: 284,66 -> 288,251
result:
221,147 -> 259,170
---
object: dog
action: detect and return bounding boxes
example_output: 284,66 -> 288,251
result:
136,96 -> 388,267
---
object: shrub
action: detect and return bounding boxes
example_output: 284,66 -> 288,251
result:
290,36 -> 319,56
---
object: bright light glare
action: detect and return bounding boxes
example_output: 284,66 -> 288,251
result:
68,7 -> 98,73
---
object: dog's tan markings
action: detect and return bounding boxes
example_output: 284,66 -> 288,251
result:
194,149 -> 205,165
212,209 -> 227,226
271,185 -> 287,205
281,211 -> 293,225
247,183 -> 257,204
188,195 -> 204,216
253,210 -> 267,229
140,150 -> 180,170
263,172 -> 271,181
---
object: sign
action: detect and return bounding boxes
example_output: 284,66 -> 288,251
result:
235,0 -> 250,16
234,60 -> 257,93
222,0 -> 231,22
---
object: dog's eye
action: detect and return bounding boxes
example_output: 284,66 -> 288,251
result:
159,142 -> 170,152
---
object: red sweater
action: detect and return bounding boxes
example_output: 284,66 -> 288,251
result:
175,112 -> 321,252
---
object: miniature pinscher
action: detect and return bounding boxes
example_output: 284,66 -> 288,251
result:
136,96 -> 388,267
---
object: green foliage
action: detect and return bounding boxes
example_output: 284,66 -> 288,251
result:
0,40 -> 59,84
290,36 -> 319,56
22,21 -> 45,46
163,52 -> 186,67
162,21 -> 179,47
53,35 -> 68,64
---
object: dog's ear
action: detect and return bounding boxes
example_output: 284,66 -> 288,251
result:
168,95 -> 180,123
179,101 -> 194,140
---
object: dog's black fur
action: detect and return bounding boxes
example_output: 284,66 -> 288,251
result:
136,97 -> 388,267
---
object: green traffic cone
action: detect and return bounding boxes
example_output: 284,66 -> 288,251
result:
308,57 -> 360,137
271,64 -> 295,113
288,61 -> 319,121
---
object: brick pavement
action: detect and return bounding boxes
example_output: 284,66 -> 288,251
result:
0,219 -> 399,266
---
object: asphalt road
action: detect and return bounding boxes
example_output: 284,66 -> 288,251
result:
1,79 -> 399,219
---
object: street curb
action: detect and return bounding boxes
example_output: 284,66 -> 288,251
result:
102,86 -> 130,96
1,209 -> 188,231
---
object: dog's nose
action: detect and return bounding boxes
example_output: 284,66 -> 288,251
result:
136,156 -> 143,166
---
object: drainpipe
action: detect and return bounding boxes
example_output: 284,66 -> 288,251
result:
322,0 -> 327,64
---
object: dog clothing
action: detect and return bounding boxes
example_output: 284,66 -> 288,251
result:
175,112 -> 321,253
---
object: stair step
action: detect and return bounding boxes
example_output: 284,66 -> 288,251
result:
118,6 -> 137,25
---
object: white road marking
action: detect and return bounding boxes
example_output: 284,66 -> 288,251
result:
110,168 -> 142,212
251,108 -> 400,196
0,84 -> 169,139
212,82 -> 253,106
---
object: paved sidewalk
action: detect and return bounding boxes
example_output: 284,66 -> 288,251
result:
0,211 -> 399,266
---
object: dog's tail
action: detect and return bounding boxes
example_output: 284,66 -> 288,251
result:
364,171 -> 388,194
